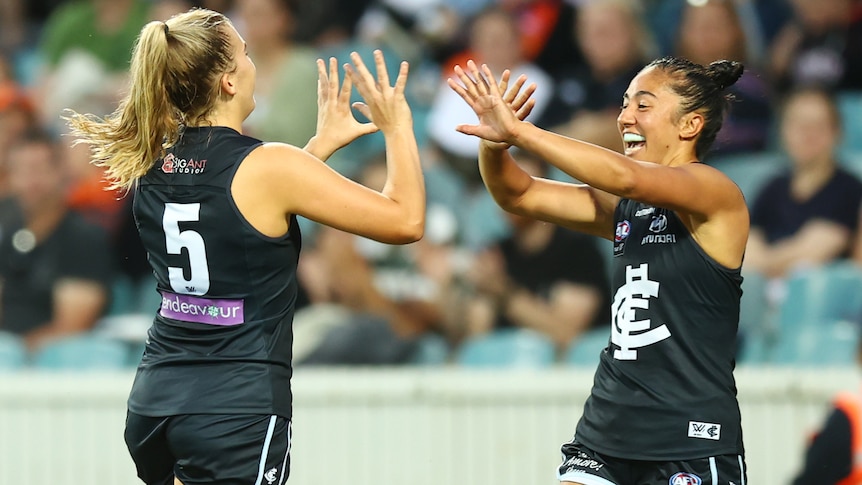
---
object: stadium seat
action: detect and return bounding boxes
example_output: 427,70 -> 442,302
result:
0,332 -> 28,370
409,333 -> 451,366
108,274 -> 162,316
707,151 -> 786,204
777,262 -> 862,331
739,270 -> 773,334
107,276 -> 137,316
767,263 -> 862,366
32,335 -> 132,371
840,150 -> 862,180
563,327 -> 610,367
770,319 -> 859,366
737,327 -> 776,365
456,329 -> 556,368
838,92 -> 862,154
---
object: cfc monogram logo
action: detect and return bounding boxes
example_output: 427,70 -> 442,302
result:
264,467 -> 278,484
611,263 -> 671,360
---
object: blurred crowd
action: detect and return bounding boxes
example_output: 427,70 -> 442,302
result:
1,0 -> 862,368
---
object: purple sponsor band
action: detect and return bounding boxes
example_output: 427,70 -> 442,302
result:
159,291 -> 245,325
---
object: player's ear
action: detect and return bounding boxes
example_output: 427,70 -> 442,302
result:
678,111 -> 704,141
220,72 -> 237,96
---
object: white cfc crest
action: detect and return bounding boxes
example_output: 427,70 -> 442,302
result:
611,263 -> 671,360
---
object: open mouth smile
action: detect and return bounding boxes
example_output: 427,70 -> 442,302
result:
623,132 -> 646,155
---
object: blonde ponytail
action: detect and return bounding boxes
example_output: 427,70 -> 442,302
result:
65,9 -> 234,191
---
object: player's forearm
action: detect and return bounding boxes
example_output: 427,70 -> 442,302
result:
381,128 -> 425,234
477,143 -> 532,212
510,121 -> 636,197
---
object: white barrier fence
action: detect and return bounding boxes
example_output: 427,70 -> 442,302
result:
0,366 -> 856,485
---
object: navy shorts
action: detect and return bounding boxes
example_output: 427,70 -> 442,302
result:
557,440 -> 747,485
125,412 -> 291,485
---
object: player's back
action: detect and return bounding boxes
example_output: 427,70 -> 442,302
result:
129,126 -> 300,418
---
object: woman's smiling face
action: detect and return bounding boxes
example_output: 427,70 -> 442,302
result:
617,67 -> 683,164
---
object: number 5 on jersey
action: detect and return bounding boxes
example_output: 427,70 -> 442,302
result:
163,203 -> 210,295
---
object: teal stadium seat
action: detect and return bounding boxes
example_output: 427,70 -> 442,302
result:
841,151 -> 862,180
564,327 -> 610,367
108,274 -> 162,316
32,335 -> 132,371
838,92 -> 862,154
707,151 -> 786,205
777,262 -> 862,331
770,319 -> 859,366
736,270 -> 776,365
766,263 -> 862,366
0,332 -> 27,370
409,333 -> 451,366
456,329 -> 556,368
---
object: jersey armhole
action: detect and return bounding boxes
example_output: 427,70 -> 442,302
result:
225,142 -> 293,243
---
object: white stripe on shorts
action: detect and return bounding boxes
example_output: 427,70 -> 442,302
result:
558,470 -> 617,485
738,455 -> 745,485
277,421 -> 292,485
709,456 -> 718,485
254,415 -> 278,485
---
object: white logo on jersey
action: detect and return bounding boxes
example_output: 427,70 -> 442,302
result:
688,421 -> 721,440
649,214 -> 668,233
264,468 -> 278,484
611,263 -> 671,360
635,207 -> 655,217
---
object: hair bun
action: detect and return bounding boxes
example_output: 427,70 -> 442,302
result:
707,60 -> 744,91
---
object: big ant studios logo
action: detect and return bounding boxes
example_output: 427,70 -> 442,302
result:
161,153 -> 207,174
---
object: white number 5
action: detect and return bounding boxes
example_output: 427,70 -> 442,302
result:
163,203 -> 210,295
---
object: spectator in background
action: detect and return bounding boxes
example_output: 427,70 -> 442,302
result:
674,0 -> 773,157
427,7 -> 554,250
295,158 -> 457,365
791,337 -> 862,485
34,0 -> 150,132
769,0 -> 862,93
428,6 -> 553,163
63,137 -> 125,236
0,132 -> 113,351
745,87 -> 862,279
500,0 -> 583,78
538,0 -> 653,153
149,0 -> 198,22
0,54 -> 37,196
294,225 -> 428,365
293,0 -> 373,48
459,152 -> 610,351
646,0 -> 793,64
235,0 -> 320,147
0,0 -> 66,52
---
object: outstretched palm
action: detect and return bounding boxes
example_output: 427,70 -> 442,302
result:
447,60 -> 536,147
315,56 -> 378,151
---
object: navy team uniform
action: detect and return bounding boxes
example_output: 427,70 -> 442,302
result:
558,199 -> 747,485
124,127 -> 299,485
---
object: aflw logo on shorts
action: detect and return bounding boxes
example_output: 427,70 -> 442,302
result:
161,153 -> 207,174
669,472 -> 702,485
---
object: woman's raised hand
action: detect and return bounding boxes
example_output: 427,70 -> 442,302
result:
312,56 -> 379,154
345,50 -> 413,134
447,60 -> 536,146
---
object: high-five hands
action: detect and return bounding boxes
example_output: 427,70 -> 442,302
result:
309,50 -> 411,160
447,60 -> 537,149
313,56 -> 379,153
344,49 -> 413,134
